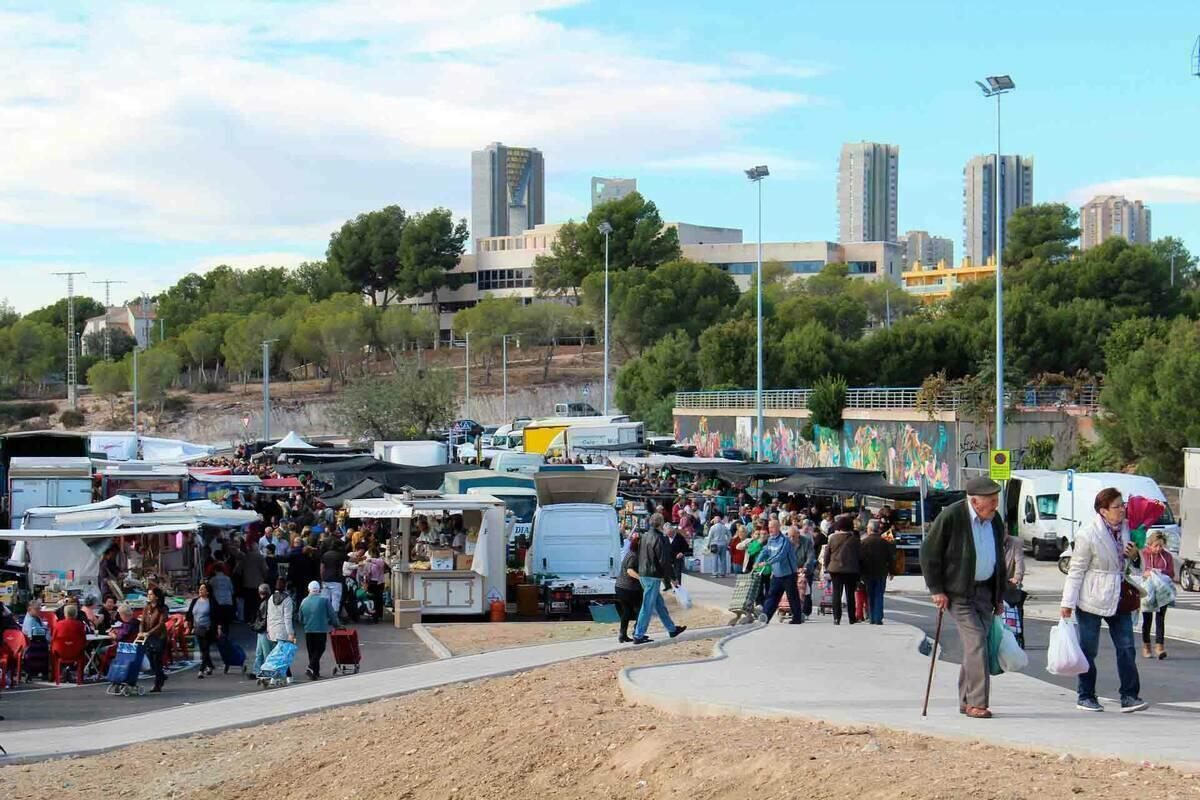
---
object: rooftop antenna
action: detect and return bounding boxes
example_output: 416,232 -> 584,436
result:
52,271 -> 87,409
93,279 -> 126,361
1193,36 -> 1200,77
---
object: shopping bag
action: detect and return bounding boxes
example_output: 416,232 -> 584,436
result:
997,624 -> 1028,672
987,616 -> 1005,676
1046,618 -> 1089,676
673,585 -> 693,610
1147,570 -> 1176,608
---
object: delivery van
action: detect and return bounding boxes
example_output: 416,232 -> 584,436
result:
491,451 -> 545,475
545,422 -> 645,461
520,415 -> 630,456
1056,472 -> 1181,558
1004,469 -> 1063,560
525,468 -> 621,608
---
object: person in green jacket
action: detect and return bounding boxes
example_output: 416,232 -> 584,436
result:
299,580 -> 341,680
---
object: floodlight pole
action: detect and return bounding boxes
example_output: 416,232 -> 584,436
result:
744,165 -> 769,461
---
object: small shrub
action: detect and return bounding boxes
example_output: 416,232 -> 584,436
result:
162,394 -> 193,413
0,402 -> 57,426
59,409 -> 86,428
196,381 -> 226,394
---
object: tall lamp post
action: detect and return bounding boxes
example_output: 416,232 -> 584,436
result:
262,339 -> 278,442
597,221 -> 613,414
744,165 -> 769,461
976,75 -> 1014,451
501,333 -> 518,422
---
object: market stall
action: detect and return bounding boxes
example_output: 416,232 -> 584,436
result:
187,470 -> 262,502
345,493 -> 506,618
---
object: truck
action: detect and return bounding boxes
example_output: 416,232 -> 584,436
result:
1004,469 -> 1064,560
1179,448 -> 1200,591
525,468 -> 622,614
441,469 -> 538,541
520,415 -> 630,456
8,457 -> 93,526
544,421 -> 645,461
374,440 -> 448,467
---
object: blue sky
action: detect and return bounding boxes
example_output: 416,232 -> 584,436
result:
2,0 -> 1197,312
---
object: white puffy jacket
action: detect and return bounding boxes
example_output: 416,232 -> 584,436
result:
265,591 -> 295,642
1061,516 -> 1135,618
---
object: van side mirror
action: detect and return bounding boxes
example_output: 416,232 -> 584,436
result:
1025,510 -> 1036,524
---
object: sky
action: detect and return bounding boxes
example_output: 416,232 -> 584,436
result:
2,0 -> 1198,313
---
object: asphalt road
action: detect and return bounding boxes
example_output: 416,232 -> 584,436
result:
886,594 -> 1200,710
0,621 -> 432,731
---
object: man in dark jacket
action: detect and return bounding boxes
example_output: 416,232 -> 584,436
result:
860,520 -> 897,625
632,518 -> 686,644
663,523 -> 690,591
920,477 -> 1008,719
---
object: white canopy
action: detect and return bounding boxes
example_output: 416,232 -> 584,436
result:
269,431 -> 315,450
0,523 -> 199,541
22,496 -> 258,531
90,432 -> 215,463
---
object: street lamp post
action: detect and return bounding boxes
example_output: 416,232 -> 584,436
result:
501,333 -> 518,422
597,221 -> 614,415
744,165 -> 769,461
465,331 -> 471,419
262,339 -> 278,443
976,75 -> 1015,451
132,346 -> 142,444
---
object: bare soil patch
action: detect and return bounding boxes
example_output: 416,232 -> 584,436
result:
5,637 -> 1197,800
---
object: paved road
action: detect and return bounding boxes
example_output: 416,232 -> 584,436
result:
0,621 -> 432,731
886,595 -> 1200,710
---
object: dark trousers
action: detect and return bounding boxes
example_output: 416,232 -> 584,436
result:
195,625 -> 215,671
368,581 -> 385,622
830,572 -> 859,623
662,559 -> 684,592
865,577 -> 887,624
762,574 -> 804,623
1077,608 -> 1139,703
241,587 -> 260,622
342,579 -> 360,623
305,632 -> 327,677
145,636 -> 167,689
615,585 -> 643,639
802,568 -> 814,618
1141,608 -> 1167,645
214,603 -> 234,637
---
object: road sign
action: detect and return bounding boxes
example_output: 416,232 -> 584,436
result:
1066,468 -> 1074,491
582,384 -> 590,397
241,416 -> 250,428
989,449 -> 1011,481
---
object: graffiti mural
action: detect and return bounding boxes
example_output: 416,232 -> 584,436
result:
674,415 -> 840,467
674,415 -> 736,457
842,421 -> 953,489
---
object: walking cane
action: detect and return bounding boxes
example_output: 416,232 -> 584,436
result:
921,608 -> 944,717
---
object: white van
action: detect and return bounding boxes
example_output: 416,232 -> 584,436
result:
526,469 -> 621,604
1004,469 -> 1063,560
1056,472 -> 1181,558
491,451 -> 545,475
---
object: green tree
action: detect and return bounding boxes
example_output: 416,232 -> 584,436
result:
330,362 -> 458,440
776,321 -> 851,387
128,347 -> 180,417
82,327 -> 137,361
375,306 -> 438,368
533,193 -> 681,295
511,302 -> 586,380
295,260 -> 357,302
1101,317 -> 1169,372
326,205 -> 408,307
395,208 -> 471,326
1004,203 -> 1079,267
614,330 -> 698,432
1099,318 -> 1200,482
807,374 -> 848,431
1022,435 -> 1056,470
1151,237 -> 1197,289
26,296 -> 106,330
292,296 -> 371,389
697,318 -> 756,389
7,319 -> 59,391
87,359 -> 129,420
452,298 -> 520,385
180,313 -> 236,382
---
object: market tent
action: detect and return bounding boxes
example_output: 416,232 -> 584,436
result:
155,500 -> 261,527
769,467 -> 965,503
270,431 -> 315,450
668,462 -> 805,483
320,478 -> 384,508
609,455 -> 741,470
89,432 -> 215,463
278,457 -> 481,491
260,477 -> 303,489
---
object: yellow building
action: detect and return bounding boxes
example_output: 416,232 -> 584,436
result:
901,257 -> 996,304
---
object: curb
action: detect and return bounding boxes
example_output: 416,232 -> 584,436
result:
412,623 -> 453,659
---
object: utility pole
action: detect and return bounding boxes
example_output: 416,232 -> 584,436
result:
465,331 -> 471,419
132,346 -> 140,442
52,271 -> 87,409
93,279 -> 126,361
262,339 -> 279,442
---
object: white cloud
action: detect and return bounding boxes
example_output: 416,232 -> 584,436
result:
0,1 -> 814,252
645,152 -> 816,178
1066,176 -> 1200,206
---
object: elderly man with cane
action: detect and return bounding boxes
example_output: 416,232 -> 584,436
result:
919,476 -> 1008,719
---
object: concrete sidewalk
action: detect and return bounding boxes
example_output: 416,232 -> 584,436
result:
2,627 -> 725,763
620,621 -> 1200,771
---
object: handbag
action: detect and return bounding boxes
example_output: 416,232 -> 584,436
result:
1117,579 -> 1141,614
1002,584 -> 1027,607
708,543 -> 719,554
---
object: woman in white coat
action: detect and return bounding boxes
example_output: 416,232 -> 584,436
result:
265,577 -> 296,679
1060,487 -> 1147,714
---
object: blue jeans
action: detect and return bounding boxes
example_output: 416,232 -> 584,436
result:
252,632 -> 272,675
1076,608 -> 1140,703
712,549 -> 729,575
866,578 -> 887,624
633,576 -> 677,639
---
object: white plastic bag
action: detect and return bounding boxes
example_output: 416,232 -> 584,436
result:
1046,617 -> 1089,676
673,585 -> 693,610
997,624 -> 1028,672
1147,571 -> 1176,608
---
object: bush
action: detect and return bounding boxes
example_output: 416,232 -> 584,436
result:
162,394 -> 193,413
196,381 -> 226,394
59,409 -> 86,428
0,401 -> 57,426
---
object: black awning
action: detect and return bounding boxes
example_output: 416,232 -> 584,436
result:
770,467 -> 964,503
320,478 -> 384,508
667,462 -> 802,482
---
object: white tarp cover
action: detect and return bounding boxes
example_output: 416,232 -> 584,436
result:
90,433 -> 215,463
0,523 -> 200,540
23,497 -> 256,531
270,431 -> 315,450
343,499 -> 413,519
189,472 -> 262,485
157,500 -> 259,527
0,523 -> 200,587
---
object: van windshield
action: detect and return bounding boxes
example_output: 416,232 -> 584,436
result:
496,495 -> 537,523
1036,495 -> 1058,519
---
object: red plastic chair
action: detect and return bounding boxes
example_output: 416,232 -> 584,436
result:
1,629 -> 27,686
50,619 -> 87,685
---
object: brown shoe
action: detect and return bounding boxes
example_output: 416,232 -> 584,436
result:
963,706 -> 992,719
1142,644 -> 1153,659
1155,644 -> 1167,660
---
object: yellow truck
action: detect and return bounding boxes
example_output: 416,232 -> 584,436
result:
520,415 -> 629,456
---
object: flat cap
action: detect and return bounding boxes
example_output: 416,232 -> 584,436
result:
965,476 -> 1002,496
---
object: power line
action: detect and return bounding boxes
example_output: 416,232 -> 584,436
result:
93,279 -> 126,361
52,271 -> 87,409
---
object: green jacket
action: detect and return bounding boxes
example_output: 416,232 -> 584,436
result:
299,594 -> 340,634
919,499 -> 1007,602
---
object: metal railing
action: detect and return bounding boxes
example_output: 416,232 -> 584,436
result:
675,385 -> 1102,412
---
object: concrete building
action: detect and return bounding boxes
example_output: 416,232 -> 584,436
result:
963,154 -> 1033,265
837,142 -> 899,243
900,230 -> 953,268
80,303 -> 157,354
901,256 -> 995,305
470,142 -> 545,247
684,240 -> 904,291
591,177 -> 637,208
1080,194 -> 1151,251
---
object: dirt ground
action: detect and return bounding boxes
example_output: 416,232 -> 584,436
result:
428,599 -> 730,655
6,637 -> 1199,800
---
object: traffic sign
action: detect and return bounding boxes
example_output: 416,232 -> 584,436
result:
989,449 -> 1011,481
1066,468 -> 1074,491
